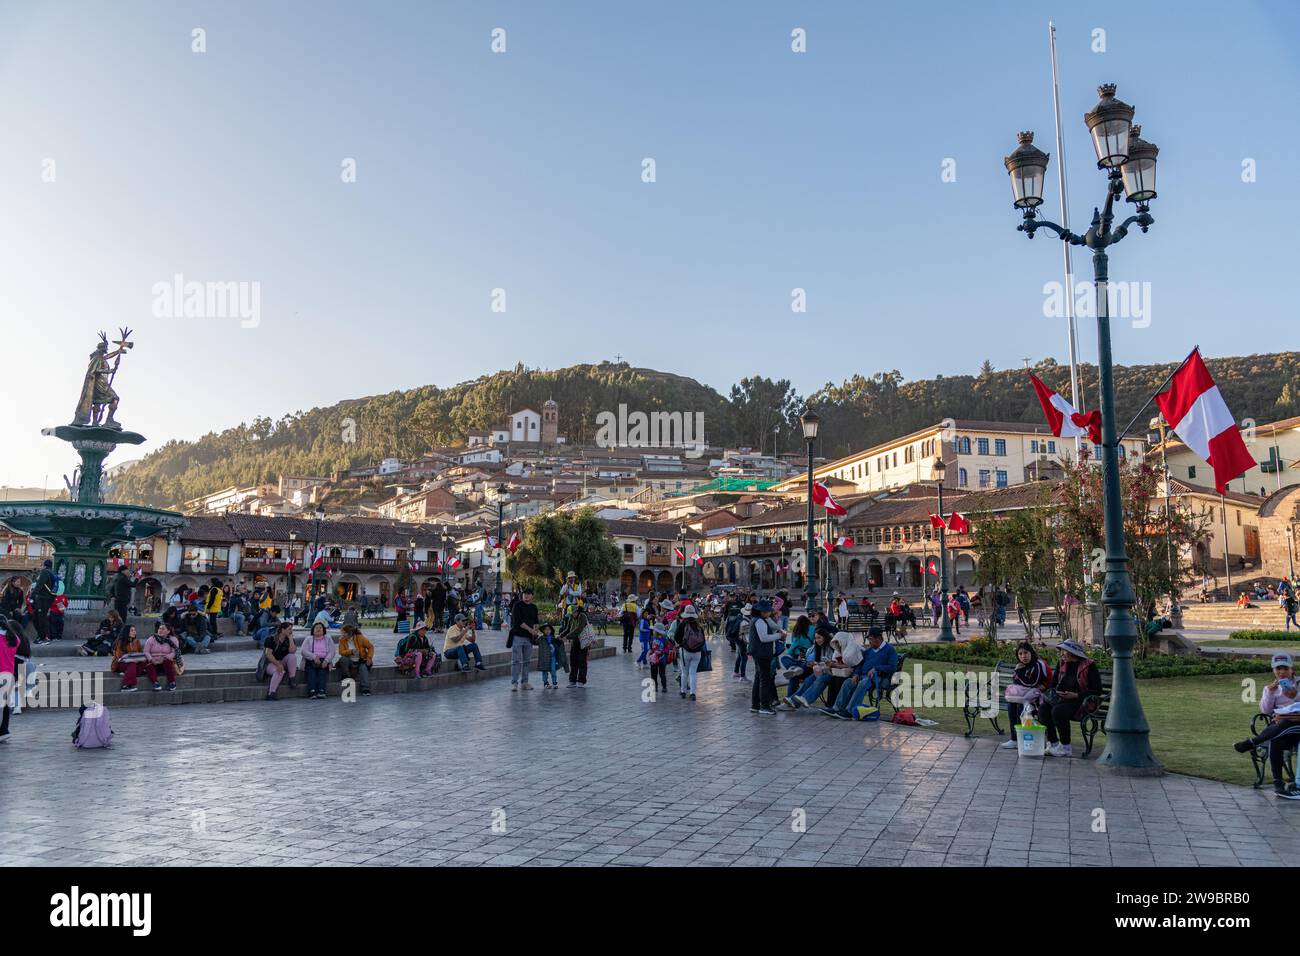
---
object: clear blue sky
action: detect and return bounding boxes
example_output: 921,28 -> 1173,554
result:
1,0 -> 1296,487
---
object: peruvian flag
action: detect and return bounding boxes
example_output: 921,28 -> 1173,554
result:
815,535 -> 834,555
812,481 -> 847,516
1029,372 -> 1101,444
674,547 -> 685,561
284,557 -> 297,572
928,514 -> 946,530
947,512 -> 970,535
690,550 -> 703,566
447,555 -> 462,570
306,546 -> 324,571
434,558 -> 443,573
325,564 -> 335,576
927,557 -> 939,575
4,541 -> 12,554
486,535 -> 499,550
1155,349 -> 1255,494
505,531 -> 521,554
409,561 -> 420,571
835,535 -> 853,549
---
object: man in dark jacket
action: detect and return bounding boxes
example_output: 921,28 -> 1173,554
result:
111,568 -> 133,621
31,560 -> 57,643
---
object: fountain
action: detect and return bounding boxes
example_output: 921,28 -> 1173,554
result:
0,330 -> 187,614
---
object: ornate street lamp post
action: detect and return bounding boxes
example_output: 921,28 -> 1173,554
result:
287,529 -> 297,610
1004,83 -> 1162,775
801,409 -> 821,613
933,457 -> 954,642
494,483 -> 507,629
308,504 -> 324,621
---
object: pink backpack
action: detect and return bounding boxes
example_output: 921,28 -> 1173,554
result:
72,704 -> 113,749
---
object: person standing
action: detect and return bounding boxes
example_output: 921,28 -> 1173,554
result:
429,580 -> 447,631
507,587 -> 540,691
620,592 -> 638,654
561,598 -> 592,687
675,604 -> 706,701
31,560 -> 56,644
204,577 -> 224,635
748,601 -> 782,715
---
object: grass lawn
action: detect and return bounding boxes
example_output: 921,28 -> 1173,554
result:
780,659 -> 1273,786
1200,639 -> 1294,649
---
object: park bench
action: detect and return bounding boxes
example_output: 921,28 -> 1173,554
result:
1247,712 -> 1298,789
586,609 -> 613,635
1036,610 -> 1062,638
841,608 -> 913,645
963,659 -> 1112,757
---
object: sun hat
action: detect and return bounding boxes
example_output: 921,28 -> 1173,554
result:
754,600 -> 773,613
681,604 -> 698,618
1057,639 -> 1088,658
1272,653 -> 1293,669
454,613 -> 467,622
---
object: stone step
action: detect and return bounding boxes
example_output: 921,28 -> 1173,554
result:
21,645 -> 617,709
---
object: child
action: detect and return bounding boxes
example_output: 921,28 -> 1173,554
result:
636,609 -> 654,670
647,622 -> 672,694
538,623 -> 568,688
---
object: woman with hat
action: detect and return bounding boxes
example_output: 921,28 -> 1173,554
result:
394,620 -> 438,677
560,597 -> 591,687
1040,640 -> 1101,757
675,604 -> 707,701
1233,653 -> 1300,799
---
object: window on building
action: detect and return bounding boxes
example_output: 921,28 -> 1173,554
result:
957,437 -> 971,454
994,439 -> 1006,456
1048,440 -> 1056,453
996,470 -> 1008,488
623,543 -> 634,560
1188,465 -> 1197,479
958,467 -> 968,487
1030,439 -> 1039,454
1236,510 -> 1241,526
977,438 -> 990,455
978,469 -> 991,488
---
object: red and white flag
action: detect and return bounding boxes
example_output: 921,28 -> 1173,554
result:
835,535 -> 853,549
1155,349 -> 1255,494
1028,372 -> 1101,444
284,557 -> 297,572
4,541 -> 12,554
486,535 -> 499,550
134,567 -> 145,580
947,512 -> 970,535
812,481 -> 847,516
674,547 -> 685,561
815,535 -> 834,555
927,557 -> 939,575
306,546 -> 324,571
408,561 -> 420,572
505,531 -> 521,554
928,513 -> 946,530
690,550 -> 703,566
447,555 -> 462,570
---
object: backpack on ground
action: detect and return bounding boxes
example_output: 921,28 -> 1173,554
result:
72,704 -> 113,749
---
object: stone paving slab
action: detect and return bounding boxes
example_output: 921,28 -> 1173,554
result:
1,643 -> 1294,867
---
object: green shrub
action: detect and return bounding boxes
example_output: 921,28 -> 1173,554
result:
1227,630 -> 1300,643
904,640 -> 1271,679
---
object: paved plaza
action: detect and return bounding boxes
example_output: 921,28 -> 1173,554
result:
2,649 -> 1295,867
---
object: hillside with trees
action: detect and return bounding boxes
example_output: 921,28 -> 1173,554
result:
111,353 -> 1300,508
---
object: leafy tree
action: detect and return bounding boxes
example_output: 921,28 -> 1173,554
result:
505,508 -> 621,598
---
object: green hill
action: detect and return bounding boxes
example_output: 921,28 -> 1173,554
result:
111,354 -> 1300,508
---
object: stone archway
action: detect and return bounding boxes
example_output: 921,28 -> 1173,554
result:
639,569 -> 655,593
620,569 -> 635,593
848,558 -> 861,588
656,570 -> 674,592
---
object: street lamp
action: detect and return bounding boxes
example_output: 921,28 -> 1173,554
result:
494,483 -> 507,629
308,504 -> 325,621
801,408 -> 821,613
288,529 -> 297,610
932,457 -> 954,642
1004,82 -> 1162,776
441,524 -> 450,587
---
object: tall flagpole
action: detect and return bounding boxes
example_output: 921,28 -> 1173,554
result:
1049,21 -> 1085,460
